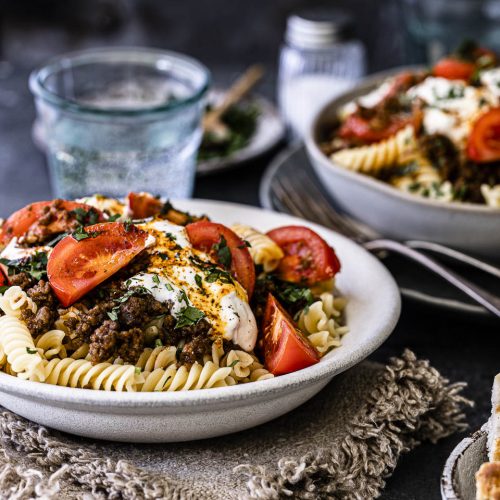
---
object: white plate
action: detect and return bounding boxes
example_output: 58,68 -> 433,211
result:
196,91 -> 285,175
441,425 -> 488,500
305,69 -> 500,259
0,200 -> 400,443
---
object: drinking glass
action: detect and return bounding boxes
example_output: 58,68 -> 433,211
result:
401,0 -> 500,63
30,47 -> 210,199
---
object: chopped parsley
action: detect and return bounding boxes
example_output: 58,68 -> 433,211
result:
228,359 -> 239,368
134,367 -> 142,374
194,274 -> 204,290
175,305 -> 205,329
165,232 -> 176,241
212,235 -> 232,269
26,347 -> 37,355
155,338 -> 163,347
71,226 -> 101,241
123,219 -> 133,232
158,252 -> 169,261
408,181 -> 422,192
107,213 -> 121,222
165,282 -> 173,292
178,289 -> 189,305
70,207 -> 100,226
0,285 -> 10,294
107,310 -> 119,321
152,274 -> 160,285
0,252 -> 48,281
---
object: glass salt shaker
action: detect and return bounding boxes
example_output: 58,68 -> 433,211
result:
278,9 -> 366,140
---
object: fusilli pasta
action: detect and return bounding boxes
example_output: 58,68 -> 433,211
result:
231,224 -> 284,272
331,125 -> 416,174
0,286 -> 37,318
0,315 -> 45,381
35,329 -> 67,360
44,358 -> 137,391
298,292 -> 348,354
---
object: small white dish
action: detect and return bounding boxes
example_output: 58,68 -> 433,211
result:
0,200 -> 400,443
196,90 -> 285,175
305,69 -> 500,259
441,425 -> 488,500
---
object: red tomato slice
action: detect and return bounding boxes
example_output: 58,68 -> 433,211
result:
0,268 -> 7,287
338,114 -> 412,144
127,192 -> 163,219
266,226 -> 341,286
262,294 -> 320,375
47,222 -> 148,307
433,58 -> 476,81
0,200 -> 104,244
185,221 -> 255,297
467,108 -> 500,163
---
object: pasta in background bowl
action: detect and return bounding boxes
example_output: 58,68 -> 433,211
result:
0,200 -> 399,442
306,65 -> 500,258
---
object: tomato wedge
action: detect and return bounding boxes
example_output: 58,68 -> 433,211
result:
0,200 -> 104,244
262,294 -> 320,375
467,108 -> 500,163
338,114 -> 413,144
127,192 -> 163,219
185,221 -> 255,297
47,222 -> 148,306
0,268 -> 7,287
433,58 -> 476,81
266,226 -> 340,286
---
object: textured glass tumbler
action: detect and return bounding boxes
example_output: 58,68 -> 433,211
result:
30,47 -> 210,199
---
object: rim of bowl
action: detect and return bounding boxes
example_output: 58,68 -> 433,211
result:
440,423 -> 488,500
29,46 -> 211,117
305,66 -> 499,215
0,200 -> 401,409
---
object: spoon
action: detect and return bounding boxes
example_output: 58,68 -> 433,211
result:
203,64 -> 264,141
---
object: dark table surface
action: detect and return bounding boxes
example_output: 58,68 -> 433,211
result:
1,63 -> 499,500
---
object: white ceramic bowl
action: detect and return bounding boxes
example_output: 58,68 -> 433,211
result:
0,200 -> 400,442
441,425 -> 488,500
305,70 -> 500,259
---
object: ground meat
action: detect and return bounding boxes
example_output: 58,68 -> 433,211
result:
26,280 -> 55,308
89,320 -> 144,364
8,272 -> 34,290
418,134 -> 460,180
179,332 -> 213,366
19,199 -> 96,246
20,306 -> 53,336
69,301 -> 115,349
119,295 -> 169,328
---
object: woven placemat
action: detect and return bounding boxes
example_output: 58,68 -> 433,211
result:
0,349 -> 472,499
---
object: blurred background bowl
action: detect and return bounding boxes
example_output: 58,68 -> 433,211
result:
305,69 -> 500,259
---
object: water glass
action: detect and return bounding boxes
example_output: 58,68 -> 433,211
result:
30,47 -> 210,199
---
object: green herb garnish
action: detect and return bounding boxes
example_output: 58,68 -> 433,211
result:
0,252 -> 48,281
212,235 -> 232,269
152,274 -> 160,285
155,338 -> 163,347
0,285 -> 10,294
228,360 -> 239,368
70,207 -> 100,226
107,213 -> 121,222
175,305 -> 205,329
26,347 -> 37,354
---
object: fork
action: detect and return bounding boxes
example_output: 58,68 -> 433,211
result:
271,169 -> 500,318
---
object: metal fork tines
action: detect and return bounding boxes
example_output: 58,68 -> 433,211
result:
271,169 -> 500,318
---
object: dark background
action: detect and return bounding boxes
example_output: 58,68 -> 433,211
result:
0,2 -> 499,499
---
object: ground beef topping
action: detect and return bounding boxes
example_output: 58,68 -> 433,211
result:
89,321 -> 144,364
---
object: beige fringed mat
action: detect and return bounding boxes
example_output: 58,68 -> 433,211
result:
0,350 -> 472,500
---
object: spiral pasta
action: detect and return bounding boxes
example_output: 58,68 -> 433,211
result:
44,358 -> 138,391
0,286 -> 37,318
481,184 -> 500,208
231,224 -> 284,272
331,125 -> 416,174
298,292 -> 348,354
220,349 -> 274,383
35,329 -> 67,360
0,315 -> 45,381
